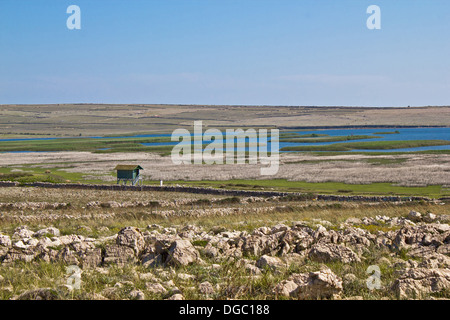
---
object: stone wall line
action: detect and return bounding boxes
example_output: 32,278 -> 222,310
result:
0,181 -> 437,203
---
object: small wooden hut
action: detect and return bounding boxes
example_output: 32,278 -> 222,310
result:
114,165 -> 143,186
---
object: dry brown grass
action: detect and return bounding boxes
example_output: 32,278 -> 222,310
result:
1,151 -> 448,187
0,186 -> 447,235
0,104 -> 448,136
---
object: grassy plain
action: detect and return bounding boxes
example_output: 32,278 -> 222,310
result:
281,140 -> 450,152
0,186 -> 448,300
0,136 -> 173,153
157,179 -> 447,198
0,105 -> 449,301
0,104 -> 448,136
0,166 -> 447,198
279,135 -> 381,143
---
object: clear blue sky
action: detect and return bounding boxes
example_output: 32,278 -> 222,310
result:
1,0 -> 449,106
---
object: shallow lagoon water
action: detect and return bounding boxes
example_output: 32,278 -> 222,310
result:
2,127 -> 449,153
143,127 -> 450,152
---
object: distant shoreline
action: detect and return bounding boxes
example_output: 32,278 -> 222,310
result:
0,104 -> 448,136
278,125 -> 450,130
1,104 -> 449,109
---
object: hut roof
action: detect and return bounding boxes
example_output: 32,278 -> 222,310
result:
114,165 -> 143,171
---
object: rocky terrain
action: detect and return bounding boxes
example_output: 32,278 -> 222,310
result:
1,210 -> 449,300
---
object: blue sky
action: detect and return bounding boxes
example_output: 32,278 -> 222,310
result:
1,0 -> 449,106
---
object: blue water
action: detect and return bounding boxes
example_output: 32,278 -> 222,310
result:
1,127 -> 449,153
142,142 -> 178,146
291,127 -> 449,142
279,127 -> 450,152
0,137 -> 58,142
143,127 -> 450,152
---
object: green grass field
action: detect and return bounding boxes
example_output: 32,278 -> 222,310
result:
1,136 -> 449,154
1,163 -> 447,198
279,135 -> 380,143
0,166 -> 105,184
281,140 -> 450,152
279,133 -> 329,138
146,179 -> 448,198
0,136 -> 175,154
0,135 -> 270,155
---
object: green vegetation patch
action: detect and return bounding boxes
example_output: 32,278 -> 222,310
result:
0,166 -> 104,184
307,150 -> 450,156
279,132 -> 329,139
365,158 -> 408,165
155,179 -> 447,198
280,135 -> 380,143
0,136 -> 174,154
374,131 -> 400,135
281,140 -> 450,152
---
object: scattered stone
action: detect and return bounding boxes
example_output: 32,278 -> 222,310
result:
166,240 -> 200,266
378,257 -> 391,266
418,253 -> 450,269
245,264 -> 262,275
273,280 -> 298,298
84,293 -> 108,300
56,247 -> 79,265
344,296 -> 364,300
103,244 -> 136,266
163,280 -> 175,288
142,252 -> 164,268
408,246 -> 436,259
1,209 -> 448,300
12,226 -> 34,241
166,293 -> 184,300
129,289 -> 145,300
13,240 -> 28,250
0,234 -> 12,247
13,288 -> 59,300
437,244 -> 450,256
80,248 -> 103,268
308,243 -> 361,264
256,255 -> 286,271
116,227 -> 145,254
57,284 -> 74,295
101,287 -> 118,299
146,283 -> 167,295
271,224 -> 289,234
139,273 -> 159,282
408,211 -> 422,222
274,267 -> 342,299
423,213 -> 437,223
345,217 -> 362,225
97,226 -> 110,233
170,286 -> 182,295
343,273 -> 358,286
115,281 -> 134,288
177,273 -> 196,281
2,248 -> 37,264
392,268 -> 450,299
204,243 -> 219,258
34,227 -> 60,238
198,281 -> 215,295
